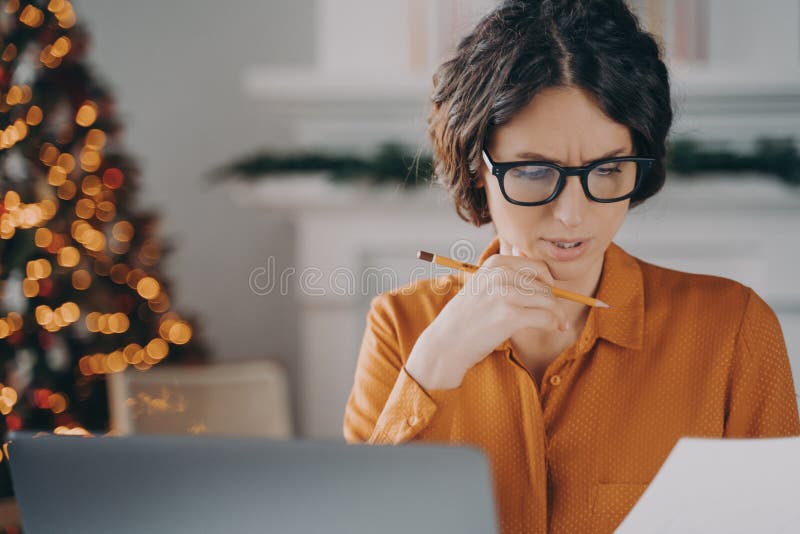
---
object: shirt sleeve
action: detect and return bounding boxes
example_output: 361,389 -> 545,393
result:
724,287 -> 800,438
343,294 -> 461,445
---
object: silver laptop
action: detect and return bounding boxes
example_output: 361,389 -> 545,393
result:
7,431 -> 499,534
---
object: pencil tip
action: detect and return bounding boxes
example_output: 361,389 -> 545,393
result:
417,250 -> 434,262
596,300 -> 611,308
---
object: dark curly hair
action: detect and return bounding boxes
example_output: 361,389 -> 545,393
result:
427,0 -> 673,226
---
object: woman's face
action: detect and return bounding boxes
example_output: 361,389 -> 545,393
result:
477,85 -> 633,284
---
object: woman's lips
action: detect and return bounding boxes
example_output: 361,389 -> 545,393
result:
542,237 -> 590,243
540,238 -> 590,261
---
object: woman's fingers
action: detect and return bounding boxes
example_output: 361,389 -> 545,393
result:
482,249 -> 557,287
505,290 -> 569,330
514,306 -> 565,332
469,247 -> 569,330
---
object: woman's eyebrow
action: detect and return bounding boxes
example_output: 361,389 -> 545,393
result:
513,148 -> 629,165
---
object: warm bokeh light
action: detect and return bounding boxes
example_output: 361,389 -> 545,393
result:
35,305 -> 54,325
22,278 -> 39,298
48,393 -> 68,413
40,142 -> 59,165
140,239 -> 162,265
75,101 -> 98,127
168,321 -> 192,345
60,302 -> 80,323
146,338 -> 169,360
148,292 -> 171,313
5,85 -> 22,105
107,312 -> 130,334
26,258 -> 52,280
57,178 -> 77,200
95,200 -> 116,222
74,198 -> 95,219
102,168 -> 124,189
0,314 -> 22,340
19,5 -> 44,28
4,0 -> 19,14
50,36 -> 71,58
109,263 -> 130,284
136,276 -> 160,299
1,43 -> 17,62
56,152 -> 76,173
80,174 -> 102,196
112,220 -> 134,241
26,105 -> 43,125
48,165 -> 67,186
57,246 -> 80,267
79,148 -> 101,172
0,384 -> 18,415
34,227 -> 53,247
72,269 -> 92,290
85,128 -> 106,149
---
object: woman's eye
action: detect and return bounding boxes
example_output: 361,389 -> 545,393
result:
595,166 -> 621,175
510,167 -> 553,180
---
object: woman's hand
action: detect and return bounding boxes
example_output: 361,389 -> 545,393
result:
405,247 -> 568,390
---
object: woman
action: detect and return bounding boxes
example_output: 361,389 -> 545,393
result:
342,1 -> 800,533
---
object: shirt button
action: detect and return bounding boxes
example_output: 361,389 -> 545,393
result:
549,375 -> 562,386
407,415 -> 418,426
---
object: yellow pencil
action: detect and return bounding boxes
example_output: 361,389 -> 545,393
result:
416,250 -> 611,309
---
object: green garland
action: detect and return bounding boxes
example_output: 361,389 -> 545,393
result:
666,137 -> 799,184
208,136 -> 800,187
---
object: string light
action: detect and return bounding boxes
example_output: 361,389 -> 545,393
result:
57,246 -> 80,267
50,36 -> 71,58
35,302 -> 80,331
0,314 -> 23,339
71,269 -> 91,290
1,191 -> 57,237
19,5 -> 44,28
102,168 -> 124,189
85,129 -> 106,149
6,85 -> 22,105
0,384 -> 18,414
112,220 -> 134,241
26,105 -> 43,125
1,43 -> 17,62
75,101 -> 98,127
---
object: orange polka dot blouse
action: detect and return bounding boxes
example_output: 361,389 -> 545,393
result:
343,235 -> 800,534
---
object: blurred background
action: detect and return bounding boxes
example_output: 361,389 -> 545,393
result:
0,0 -> 798,520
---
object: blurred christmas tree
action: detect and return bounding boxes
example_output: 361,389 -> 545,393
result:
0,0 -> 210,497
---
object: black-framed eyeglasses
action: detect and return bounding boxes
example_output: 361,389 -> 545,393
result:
481,149 -> 655,206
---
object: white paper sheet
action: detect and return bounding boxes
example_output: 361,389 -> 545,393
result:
616,435 -> 800,534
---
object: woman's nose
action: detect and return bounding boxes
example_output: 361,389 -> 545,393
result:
550,175 -> 588,227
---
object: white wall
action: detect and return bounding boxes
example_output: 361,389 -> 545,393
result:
76,0 -> 315,433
